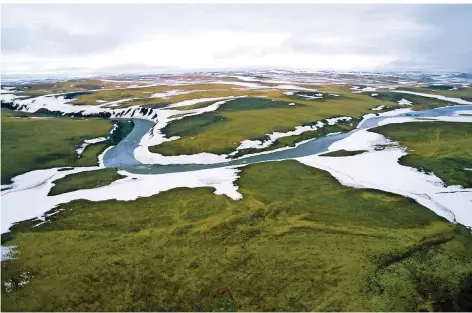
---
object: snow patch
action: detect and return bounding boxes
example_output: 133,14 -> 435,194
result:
297,129 -> 472,227
298,93 -> 323,100
166,96 -> 234,108
133,98 -> 246,165
1,246 -> 17,261
358,108 -> 413,128
76,123 -> 119,157
351,86 -> 377,93
378,117 -> 420,126
75,137 -> 107,156
398,98 -> 412,105
453,110 -> 472,116
273,84 -> 319,92
393,90 -> 472,105
420,115 -> 472,123
1,166 -> 243,233
105,98 -> 138,107
236,117 -> 352,151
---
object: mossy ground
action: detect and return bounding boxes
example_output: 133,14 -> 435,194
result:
1,109 -> 114,184
48,168 -> 125,196
149,93 -> 387,156
10,80 -> 128,98
231,121 -> 359,158
372,122 -> 472,187
319,149 -> 367,157
2,161 -> 472,311
3,82 -> 472,311
371,91 -> 457,110
400,86 -> 472,101
71,84 -> 245,106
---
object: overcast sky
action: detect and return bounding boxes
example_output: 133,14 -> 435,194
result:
2,4 -> 472,77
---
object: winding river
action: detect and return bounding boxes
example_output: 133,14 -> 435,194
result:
103,104 -> 472,174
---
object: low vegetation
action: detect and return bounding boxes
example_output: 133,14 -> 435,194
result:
9,80 -> 127,98
1,109 -> 114,184
71,83 -> 245,106
319,149 -> 367,157
372,91 -> 457,110
149,94 -> 391,156
372,122 -> 472,187
48,168 -> 125,196
169,100 -> 220,111
231,121 -> 359,158
108,120 -> 134,145
2,161 -> 472,311
400,86 -> 472,101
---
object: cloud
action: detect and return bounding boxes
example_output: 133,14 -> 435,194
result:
2,26 -> 126,56
1,4 -> 471,76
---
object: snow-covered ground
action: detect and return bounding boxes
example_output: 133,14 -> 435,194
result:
297,129 -> 472,227
75,122 -> 118,156
2,82 -> 472,234
271,84 -> 320,92
377,117 -> 420,126
2,93 -> 159,120
357,108 -> 413,128
377,110 -> 472,126
371,105 -> 384,111
76,137 -> 107,156
1,246 -> 16,261
393,90 -> 472,105
235,117 -> 352,151
398,98 -> 413,105
133,98 -> 245,165
0,87 -> 239,125
350,86 -> 377,93
421,115 -> 472,123
1,90 -> 248,166
454,110 -> 472,116
166,96 -> 235,108
297,93 -> 323,100
1,166 -> 242,233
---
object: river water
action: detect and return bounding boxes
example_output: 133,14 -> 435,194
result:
103,104 -> 472,175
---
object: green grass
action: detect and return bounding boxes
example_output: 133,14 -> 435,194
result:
399,86 -> 472,101
372,122 -> 472,187
11,80 -> 124,97
320,149 -> 367,157
218,97 -> 298,111
108,120 -> 134,145
2,161 -> 472,311
162,115 -> 228,138
169,101 -> 218,111
1,109 -> 115,184
150,98 -> 307,155
48,168 -> 125,196
373,91 -> 457,110
71,84 -> 245,106
231,121 -> 359,158
286,91 -> 343,102
149,92 -> 390,155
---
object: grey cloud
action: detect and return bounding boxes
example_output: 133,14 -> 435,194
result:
214,46 -> 288,60
2,26 -> 125,56
2,4 -> 472,74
